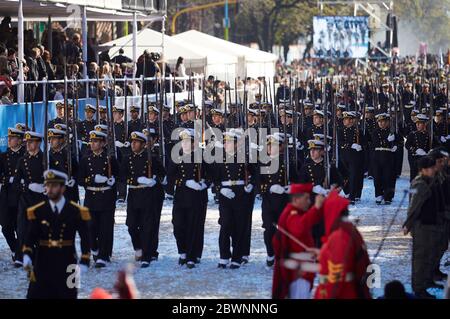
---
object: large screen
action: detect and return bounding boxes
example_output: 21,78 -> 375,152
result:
313,16 -> 369,59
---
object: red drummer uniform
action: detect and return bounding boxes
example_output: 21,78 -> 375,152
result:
272,183 -> 323,299
314,191 -> 371,299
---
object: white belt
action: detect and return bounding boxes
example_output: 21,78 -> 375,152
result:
128,184 -> 151,189
221,180 -> 245,186
375,147 -> 392,152
319,272 -> 355,284
86,186 -> 111,192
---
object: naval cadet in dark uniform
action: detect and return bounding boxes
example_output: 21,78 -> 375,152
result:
78,130 -> 119,268
22,169 -> 91,299
0,126 -> 26,266
48,128 -> 80,203
371,113 -> 399,205
47,102 -> 65,129
13,131 -> 46,266
77,104 -> 97,156
127,105 -> 144,139
120,131 -> 166,268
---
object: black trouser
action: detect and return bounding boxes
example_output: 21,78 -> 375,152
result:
194,190 -> 208,260
242,192 -> 256,258
218,193 -> 250,263
116,182 -> 127,201
261,192 -> 288,258
339,149 -> 364,200
172,189 -> 204,263
126,205 -> 160,262
372,151 -> 396,201
412,223 -> 444,292
1,206 -> 18,254
89,209 -> 115,261
364,147 -> 373,176
409,154 -> 422,181
395,143 -> 404,177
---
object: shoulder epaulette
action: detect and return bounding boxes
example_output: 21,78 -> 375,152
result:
70,201 -> 91,221
26,201 -> 45,220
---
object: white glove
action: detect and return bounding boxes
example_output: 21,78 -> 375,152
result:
23,254 -> 32,269
351,143 -> 362,152
199,180 -> 208,190
123,141 -> 130,148
94,174 -> 108,183
441,136 -> 447,143
446,135 -> 450,140
220,187 -> 235,199
391,145 -> 398,153
244,184 -> 254,193
115,141 -> 125,148
28,183 -> 45,193
161,176 -> 168,186
415,148 -> 427,156
387,134 -> 395,142
106,176 -> 116,186
270,184 -> 286,194
137,176 -> 156,187
312,185 -> 328,195
186,179 -> 202,191
66,178 -> 75,187
9,176 -> 14,184
296,141 -> 304,150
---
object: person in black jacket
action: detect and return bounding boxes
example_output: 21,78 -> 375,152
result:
120,131 -> 166,268
78,130 -> 119,268
0,126 -> 26,266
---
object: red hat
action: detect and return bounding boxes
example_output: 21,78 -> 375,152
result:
289,183 -> 313,195
323,190 -> 349,239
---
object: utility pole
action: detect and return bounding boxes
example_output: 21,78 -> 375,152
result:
224,0 -> 230,40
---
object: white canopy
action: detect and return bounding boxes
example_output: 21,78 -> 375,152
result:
173,30 -> 279,80
100,28 -> 207,69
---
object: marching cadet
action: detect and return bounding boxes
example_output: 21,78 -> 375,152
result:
405,114 -> 435,180
338,111 -> 365,204
210,108 -> 226,131
48,128 -> 79,203
363,107 -> 376,178
147,105 -> 160,134
378,83 -> 390,112
78,130 -> 119,268
402,156 -> 443,299
303,102 -> 314,131
47,102 -> 65,128
402,83 -> 416,124
178,106 -> 191,128
0,126 -> 26,265
272,183 -> 325,299
298,137 -> 341,247
22,169 -> 91,299
259,133 -> 297,267
13,131 -> 46,267
298,138 -> 341,191
314,190 -> 371,299
120,131 -> 166,268
305,109 -> 329,141
77,104 -> 97,156
214,131 -> 257,269
162,104 -> 175,165
166,129 -> 209,269
127,105 -> 144,139
113,104 -> 129,204
371,113 -> 398,205
434,109 -> 449,145
98,105 -> 108,125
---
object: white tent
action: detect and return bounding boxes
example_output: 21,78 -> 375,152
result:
173,30 -> 279,80
100,28 -> 207,69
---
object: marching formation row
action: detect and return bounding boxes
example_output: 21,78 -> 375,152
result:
1,75 -> 450,299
